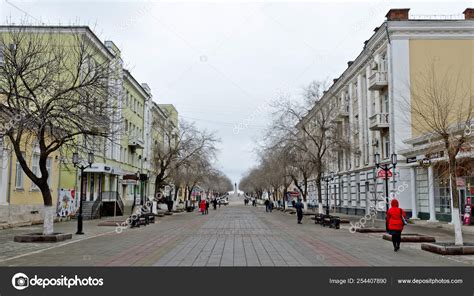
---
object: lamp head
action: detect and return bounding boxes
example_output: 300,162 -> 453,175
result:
87,152 -> 94,166
72,152 -> 79,166
391,153 -> 397,167
374,152 -> 381,167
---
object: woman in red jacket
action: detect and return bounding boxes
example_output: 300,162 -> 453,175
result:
386,199 -> 408,252
199,200 -> 206,215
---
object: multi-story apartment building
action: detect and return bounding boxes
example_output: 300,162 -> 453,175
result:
306,8 -> 473,222
0,26 -> 178,226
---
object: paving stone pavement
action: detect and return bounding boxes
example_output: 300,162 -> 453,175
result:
0,196 -> 473,266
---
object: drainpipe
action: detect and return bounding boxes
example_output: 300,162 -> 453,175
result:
385,22 -> 397,194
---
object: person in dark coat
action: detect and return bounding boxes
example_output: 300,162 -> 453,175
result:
386,199 -> 408,252
264,199 -> 270,212
205,199 -> 209,214
212,198 -> 217,210
295,199 -> 304,224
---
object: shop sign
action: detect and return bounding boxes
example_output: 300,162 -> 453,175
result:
122,179 -> 138,185
406,156 -> 417,163
377,169 -> 392,178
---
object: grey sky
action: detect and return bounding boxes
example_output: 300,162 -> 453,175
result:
1,0 -> 470,184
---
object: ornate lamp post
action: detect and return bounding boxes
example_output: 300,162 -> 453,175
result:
323,172 -> 334,216
374,152 -> 397,213
72,151 -> 94,235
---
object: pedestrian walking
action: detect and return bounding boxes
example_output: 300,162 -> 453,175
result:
386,198 -> 408,252
212,198 -> 217,210
264,199 -> 270,212
269,200 -> 273,212
200,200 -> 206,215
205,199 -> 209,215
295,198 -> 304,224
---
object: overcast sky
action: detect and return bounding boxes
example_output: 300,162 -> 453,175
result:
1,0 -> 470,184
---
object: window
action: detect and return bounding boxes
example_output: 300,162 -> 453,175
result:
124,119 -> 128,131
383,92 -> 389,113
382,133 -> 390,159
15,153 -> 24,189
125,91 -> 129,106
31,153 -> 40,190
357,183 -> 361,203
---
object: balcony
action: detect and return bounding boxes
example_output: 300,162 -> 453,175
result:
368,71 -> 388,90
369,113 -> 389,130
335,104 -> 349,121
128,135 -> 144,149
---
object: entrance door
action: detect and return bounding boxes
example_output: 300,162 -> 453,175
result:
89,173 -> 95,201
98,174 -> 103,201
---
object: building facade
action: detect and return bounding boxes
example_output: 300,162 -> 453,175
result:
0,26 -> 178,226
306,8 -> 474,222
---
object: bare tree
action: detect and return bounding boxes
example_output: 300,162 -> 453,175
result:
0,26 -> 120,234
151,119 -> 217,196
407,61 -> 473,246
267,81 -> 350,212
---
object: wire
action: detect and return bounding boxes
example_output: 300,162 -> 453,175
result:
4,0 -> 42,23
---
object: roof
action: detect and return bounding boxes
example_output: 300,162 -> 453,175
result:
0,25 -> 115,59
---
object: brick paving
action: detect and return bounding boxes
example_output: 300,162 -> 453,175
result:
0,195 -> 473,266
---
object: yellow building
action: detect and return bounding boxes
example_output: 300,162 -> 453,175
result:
0,26 -> 178,226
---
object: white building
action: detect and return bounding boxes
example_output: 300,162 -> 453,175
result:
308,8 -> 474,221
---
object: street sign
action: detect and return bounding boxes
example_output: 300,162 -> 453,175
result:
377,169 -> 392,178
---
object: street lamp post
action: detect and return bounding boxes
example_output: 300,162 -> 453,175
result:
323,172 -> 334,216
374,153 -> 397,213
72,151 -> 94,235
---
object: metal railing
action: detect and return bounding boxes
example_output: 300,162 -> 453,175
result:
369,113 -> 389,129
90,199 -> 102,219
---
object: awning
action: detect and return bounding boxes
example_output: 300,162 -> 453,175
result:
83,163 -> 122,175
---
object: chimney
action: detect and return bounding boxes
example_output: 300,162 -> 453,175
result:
463,8 -> 474,20
385,8 -> 410,21
347,61 -> 354,68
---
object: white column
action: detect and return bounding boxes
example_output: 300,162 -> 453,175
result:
410,167 -> 418,219
427,166 -> 438,222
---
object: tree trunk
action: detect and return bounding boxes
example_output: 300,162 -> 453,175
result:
448,152 -> 464,246
316,176 -> 323,214
154,171 -> 166,196
40,184 -> 54,235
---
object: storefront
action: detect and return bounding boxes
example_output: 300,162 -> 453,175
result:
82,163 -> 122,202
401,144 -> 474,222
